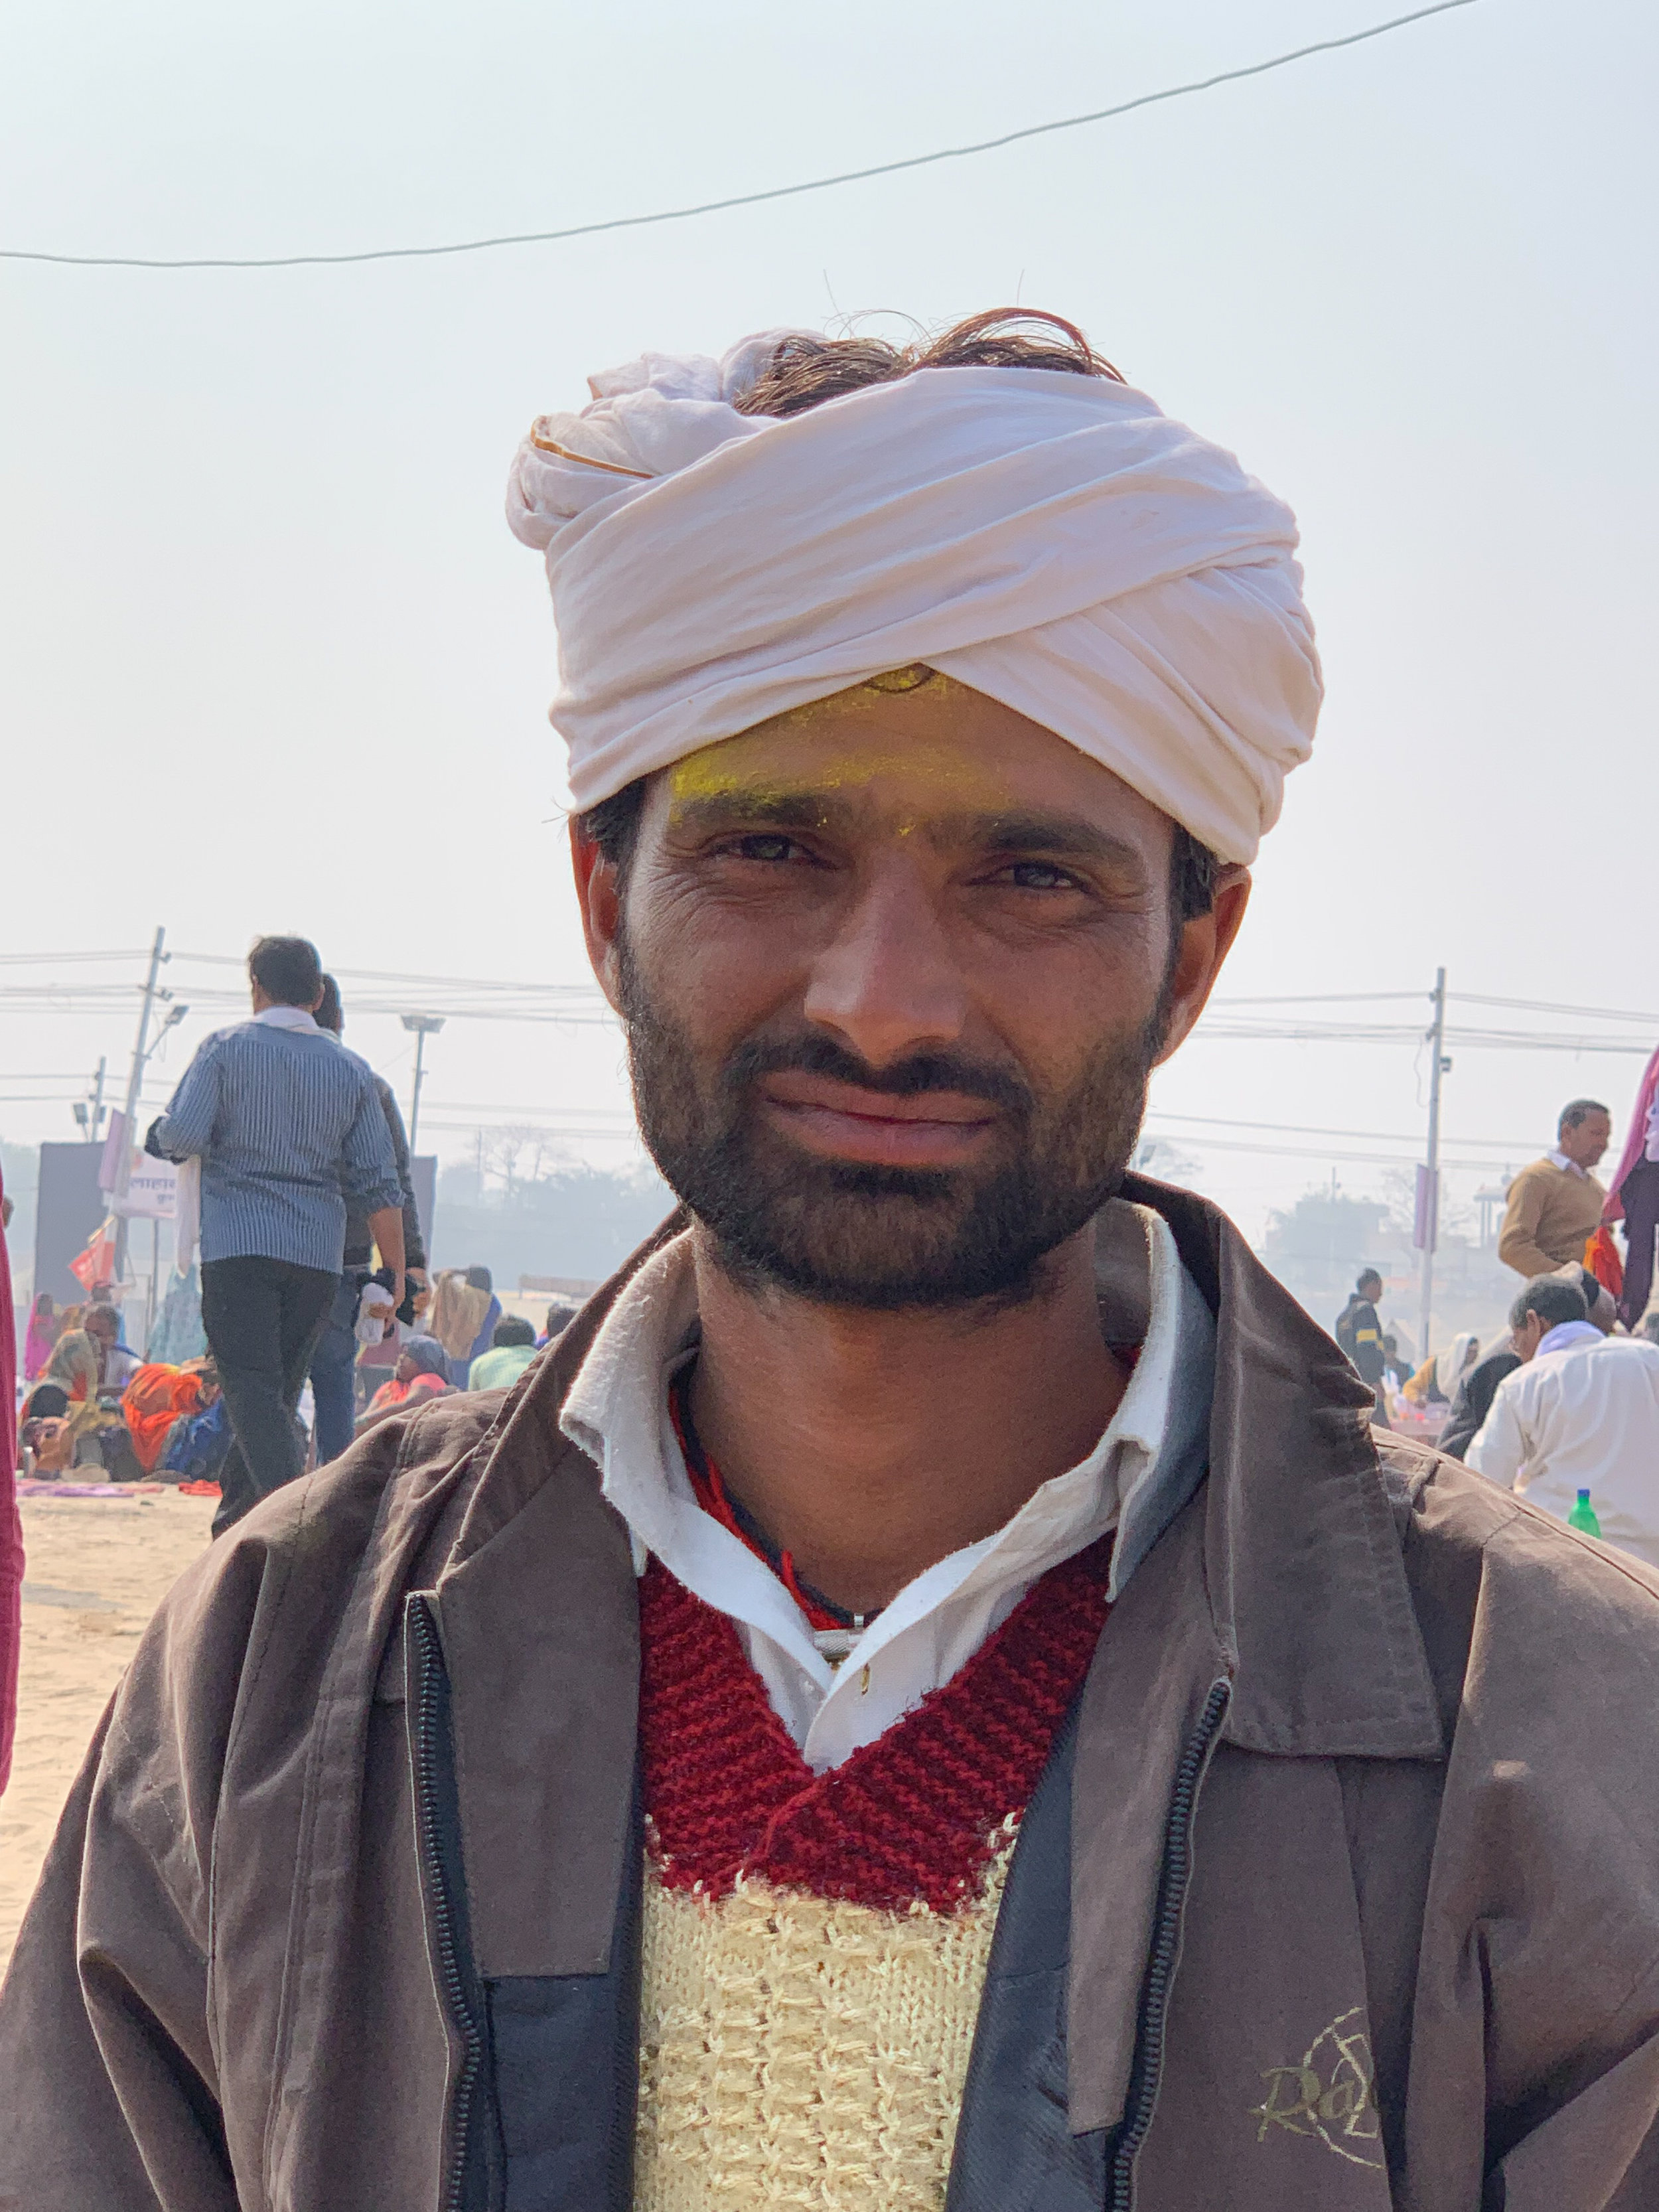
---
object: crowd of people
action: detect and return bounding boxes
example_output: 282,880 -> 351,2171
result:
14,940 -> 575,1526
1335,1084 -> 1659,1568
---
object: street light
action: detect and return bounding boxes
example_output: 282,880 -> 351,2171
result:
400,1013 -> 446,1149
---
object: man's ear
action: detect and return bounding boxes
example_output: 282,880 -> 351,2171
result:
1153,865 -> 1251,1067
571,820 -> 625,1013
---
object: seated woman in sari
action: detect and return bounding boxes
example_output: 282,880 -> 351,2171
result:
354,1337 -> 453,1437
41,1328 -> 100,1405
24,1295 -> 62,1383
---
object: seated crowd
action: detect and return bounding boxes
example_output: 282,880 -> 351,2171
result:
16,1294 -> 573,1483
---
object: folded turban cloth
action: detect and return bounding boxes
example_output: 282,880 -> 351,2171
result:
506,332 -> 1322,865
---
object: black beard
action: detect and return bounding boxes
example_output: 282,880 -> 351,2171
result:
618,928 -> 1166,1313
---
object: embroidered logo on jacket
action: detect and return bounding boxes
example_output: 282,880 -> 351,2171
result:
1250,2008 -> 1383,2169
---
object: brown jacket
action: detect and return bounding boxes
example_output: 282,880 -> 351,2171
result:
6,1181 -> 1659,2210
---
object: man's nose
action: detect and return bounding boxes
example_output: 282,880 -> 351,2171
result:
802,863 -> 970,1070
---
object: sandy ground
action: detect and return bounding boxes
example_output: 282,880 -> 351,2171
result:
1,1491 -> 216,1972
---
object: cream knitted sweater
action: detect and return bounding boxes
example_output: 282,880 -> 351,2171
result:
631,1542 -> 1112,2210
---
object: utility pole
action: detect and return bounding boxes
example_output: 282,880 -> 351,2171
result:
111,928 -> 169,1286
401,1013 -> 446,1151
1417,967 -> 1449,1363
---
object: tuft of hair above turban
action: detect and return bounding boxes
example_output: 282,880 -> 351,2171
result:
507,333 -> 1322,865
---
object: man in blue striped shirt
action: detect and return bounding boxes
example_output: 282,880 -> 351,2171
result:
149,935 -> 403,1533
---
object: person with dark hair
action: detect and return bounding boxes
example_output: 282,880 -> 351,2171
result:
13,312 -> 1659,2208
305,974 -> 429,1463
1553,1259 -> 1619,1335
1498,1099 -> 1613,1279
467,1313 -> 540,1392
247,933 -> 325,1009
82,1302 -> 139,1394
144,934 -> 404,1532
353,1335 -> 453,1436
1333,1268 -> 1390,1424
1469,1273 -> 1659,1564
541,1299 -> 579,1345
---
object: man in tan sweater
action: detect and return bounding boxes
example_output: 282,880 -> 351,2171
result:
1498,1098 -> 1613,1278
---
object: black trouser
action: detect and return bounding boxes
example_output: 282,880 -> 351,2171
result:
200,1256 -> 336,1536
1621,1157 -> 1659,1329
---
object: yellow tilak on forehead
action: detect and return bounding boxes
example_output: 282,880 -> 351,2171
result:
665,670 -> 1011,824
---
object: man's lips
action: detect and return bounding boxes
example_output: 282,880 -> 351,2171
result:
756,1071 -> 1002,1167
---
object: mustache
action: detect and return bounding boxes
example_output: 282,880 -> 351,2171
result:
721,1030 -> 1033,1116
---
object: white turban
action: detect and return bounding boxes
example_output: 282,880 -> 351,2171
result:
506,332 -> 1321,865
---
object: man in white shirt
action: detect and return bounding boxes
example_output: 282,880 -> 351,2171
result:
1470,1272 -> 1659,1568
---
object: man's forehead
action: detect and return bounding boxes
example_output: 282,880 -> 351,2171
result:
659,675 -> 1159,847
666,732 -> 1017,818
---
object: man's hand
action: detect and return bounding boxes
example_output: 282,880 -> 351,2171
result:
367,1207 -> 406,1319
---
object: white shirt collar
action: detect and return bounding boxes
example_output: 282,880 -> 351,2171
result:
1546,1148 -> 1587,1179
561,1205 -> 1214,1769
253,1004 -> 320,1033
1536,1319 -> 1604,1358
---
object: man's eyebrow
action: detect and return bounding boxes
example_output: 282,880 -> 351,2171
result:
665,790 -> 1147,872
665,789 -> 845,834
943,811 -> 1148,870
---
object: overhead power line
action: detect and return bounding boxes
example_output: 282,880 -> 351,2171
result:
1147,1109 -> 1536,1150
1208,990 -> 1427,1007
1145,1130 -> 1516,1173
1454,991 -> 1659,1028
0,948 -> 149,966
1,1 -> 1480,271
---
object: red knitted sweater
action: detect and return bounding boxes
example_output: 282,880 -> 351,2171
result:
638,1539 -> 1111,1917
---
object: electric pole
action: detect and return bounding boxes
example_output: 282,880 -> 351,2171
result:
1417,967 -> 1449,1363
111,928 -> 169,1285
401,1012 -> 446,1151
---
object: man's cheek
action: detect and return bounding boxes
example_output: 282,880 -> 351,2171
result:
651,926 -> 808,1035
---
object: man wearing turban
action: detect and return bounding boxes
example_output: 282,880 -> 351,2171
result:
7,313 -> 1659,2211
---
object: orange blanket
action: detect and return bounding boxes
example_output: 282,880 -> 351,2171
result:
121,1365 -> 209,1473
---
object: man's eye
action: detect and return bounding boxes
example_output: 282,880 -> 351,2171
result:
727,833 -> 804,863
995,860 -> 1081,891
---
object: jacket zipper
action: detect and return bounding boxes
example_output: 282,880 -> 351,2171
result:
1107,1676 -> 1232,2210
407,1593 -> 486,2212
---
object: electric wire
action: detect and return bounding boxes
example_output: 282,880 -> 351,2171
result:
1,1 -> 1480,271
1453,991 -> 1659,1028
1146,1110 -> 1536,1150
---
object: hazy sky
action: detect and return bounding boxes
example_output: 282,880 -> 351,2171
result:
5,0 -> 1655,1250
